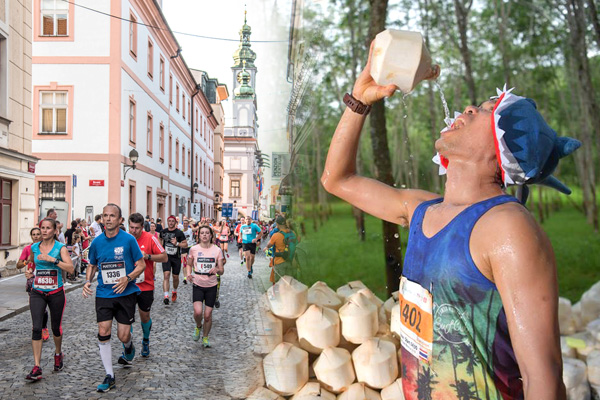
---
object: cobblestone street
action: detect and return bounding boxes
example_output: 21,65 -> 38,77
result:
0,249 -> 272,400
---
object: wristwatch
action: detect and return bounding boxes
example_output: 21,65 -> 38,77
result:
343,93 -> 371,115
53,258 -> 60,265
127,275 -> 133,282
147,254 -> 152,261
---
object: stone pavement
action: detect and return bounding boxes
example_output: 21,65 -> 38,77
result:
0,247 -> 274,399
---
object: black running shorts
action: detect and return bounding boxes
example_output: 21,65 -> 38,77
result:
162,257 -> 182,275
136,290 -> 154,312
96,293 -> 137,325
192,284 -> 218,308
236,242 -> 243,249
242,243 -> 257,254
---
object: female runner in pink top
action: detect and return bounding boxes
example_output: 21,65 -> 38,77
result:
186,225 -> 224,348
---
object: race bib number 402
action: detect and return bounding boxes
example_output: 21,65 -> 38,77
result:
34,269 -> 58,290
101,261 -> 126,285
398,276 -> 433,364
194,257 -> 216,274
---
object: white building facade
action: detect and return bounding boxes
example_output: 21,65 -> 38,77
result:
223,14 -> 260,219
0,0 -> 38,274
32,0 -> 217,224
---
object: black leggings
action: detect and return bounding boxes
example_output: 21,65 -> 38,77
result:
30,289 -> 65,341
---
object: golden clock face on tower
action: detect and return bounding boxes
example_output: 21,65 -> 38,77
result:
237,72 -> 243,84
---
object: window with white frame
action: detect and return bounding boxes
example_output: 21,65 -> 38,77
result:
40,91 -> 67,134
230,179 -> 240,198
41,0 -> 69,36
129,99 -> 136,143
146,113 -> 153,155
1,179 -> 12,246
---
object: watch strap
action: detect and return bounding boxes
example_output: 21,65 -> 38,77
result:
343,93 -> 371,115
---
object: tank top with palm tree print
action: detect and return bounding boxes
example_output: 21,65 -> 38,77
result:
400,195 -> 523,400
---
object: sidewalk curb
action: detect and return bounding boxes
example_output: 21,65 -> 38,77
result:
0,281 -> 85,322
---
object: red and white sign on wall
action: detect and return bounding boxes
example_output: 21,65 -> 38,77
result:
89,180 -> 104,187
28,162 -> 36,173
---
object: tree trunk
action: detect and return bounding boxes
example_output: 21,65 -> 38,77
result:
453,0 -> 477,105
565,0 -> 599,232
368,0 -> 403,296
586,0 -> 600,48
347,0 -> 367,240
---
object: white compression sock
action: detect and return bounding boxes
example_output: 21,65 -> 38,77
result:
98,341 -> 113,377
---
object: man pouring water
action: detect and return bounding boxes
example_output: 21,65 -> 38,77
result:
322,30 -> 580,400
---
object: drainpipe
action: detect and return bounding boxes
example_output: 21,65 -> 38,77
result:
191,84 -> 201,215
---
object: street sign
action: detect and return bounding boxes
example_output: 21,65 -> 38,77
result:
191,202 -> 201,220
221,203 -> 234,218
73,175 -> 77,187
232,208 -> 238,219
251,210 -> 258,220
89,180 -> 104,187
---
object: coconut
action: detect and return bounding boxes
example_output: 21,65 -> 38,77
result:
291,382 -> 336,400
337,281 -> 367,301
562,336 -> 578,359
283,327 -> 301,348
267,276 -> 308,319
259,311 -> 283,353
357,288 -> 384,309
574,301 -> 585,332
563,357 -> 591,400
297,305 -> 341,354
381,378 -> 405,400
352,338 -> 399,389
309,282 -> 343,310
246,387 -> 285,400
588,350 -> 600,386
339,292 -> 378,344
587,319 -> 600,343
559,297 -> 576,335
390,303 -> 401,338
264,342 -> 309,396
313,347 -> 356,394
383,297 -> 398,322
581,282 -> 600,326
337,383 -> 382,400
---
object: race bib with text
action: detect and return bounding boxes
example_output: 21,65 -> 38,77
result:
194,257 -> 216,274
34,269 -> 58,290
398,276 -> 434,364
101,261 -> 126,285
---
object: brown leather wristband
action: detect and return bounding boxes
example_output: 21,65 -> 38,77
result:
343,93 -> 371,115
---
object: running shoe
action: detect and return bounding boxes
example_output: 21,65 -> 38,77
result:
226,253 -> 230,258
240,260 -> 244,265
41,328 -> 49,341
118,343 -> 135,367
183,278 -> 188,285
96,374 -> 115,392
171,291 -> 177,303
54,353 -> 63,371
214,300 -> 220,309
202,337 -> 211,348
141,339 -> 150,357
247,272 -> 253,279
193,327 -> 201,341
25,366 -> 42,381
164,296 -> 169,305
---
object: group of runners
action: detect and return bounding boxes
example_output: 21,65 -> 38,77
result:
20,204 -> 227,392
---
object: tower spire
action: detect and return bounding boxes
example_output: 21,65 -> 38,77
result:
232,9 -> 256,68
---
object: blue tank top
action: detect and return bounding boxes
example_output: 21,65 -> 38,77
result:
399,194 -> 524,400
31,240 -> 65,292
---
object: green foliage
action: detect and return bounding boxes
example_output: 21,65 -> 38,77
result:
298,202 -> 600,302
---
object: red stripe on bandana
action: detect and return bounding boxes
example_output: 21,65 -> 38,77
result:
491,93 -> 506,184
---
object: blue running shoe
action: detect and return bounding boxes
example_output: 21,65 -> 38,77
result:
96,374 -> 115,392
118,343 -> 135,367
141,339 -> 150,357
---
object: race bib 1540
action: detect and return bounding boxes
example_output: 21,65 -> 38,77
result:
398,276 -> 433,364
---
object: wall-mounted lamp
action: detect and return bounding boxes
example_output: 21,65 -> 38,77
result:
193,182 -> 198,193
123,149 -> 139,179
